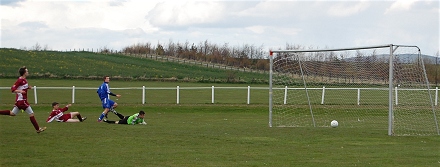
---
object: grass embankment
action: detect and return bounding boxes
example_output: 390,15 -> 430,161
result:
0,48 -> 268,83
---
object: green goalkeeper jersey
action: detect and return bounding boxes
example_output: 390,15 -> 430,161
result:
127,113 -> 144,125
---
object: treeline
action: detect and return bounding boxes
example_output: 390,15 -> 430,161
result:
120,41 -> 440,85
120,40 -> 270,71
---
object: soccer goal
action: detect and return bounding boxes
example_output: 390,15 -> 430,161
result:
268,44 -> 439,136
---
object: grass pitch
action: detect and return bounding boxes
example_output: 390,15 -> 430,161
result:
0,104 -> 439,167
0,79 -> 439,166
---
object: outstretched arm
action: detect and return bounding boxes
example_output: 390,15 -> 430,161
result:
109,92 -> 121,98
60,104 -> 72,112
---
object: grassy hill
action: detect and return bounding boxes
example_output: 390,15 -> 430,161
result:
0,48 -> 268,83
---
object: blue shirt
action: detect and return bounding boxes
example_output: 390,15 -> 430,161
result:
97,82 -> 111,100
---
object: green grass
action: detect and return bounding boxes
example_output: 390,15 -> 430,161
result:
0,48 -> 268,83
0,105 -> 439,167
0,79 -> 439,166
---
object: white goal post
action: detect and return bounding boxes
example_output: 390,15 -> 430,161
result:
268,44 -> 439,136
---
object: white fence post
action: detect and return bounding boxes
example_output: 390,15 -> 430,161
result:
142,86 -> 145,104
212,86 -> 215,104
321,86 -> 325,105
395,87 -> 398,105
283,86 -> 288,105
72,86 -> 75,103
247,86 -> 250,104
436,87 -> 438,106
357,88 -> 360,105
33,86 -> 37,104
177,86 -> 180,104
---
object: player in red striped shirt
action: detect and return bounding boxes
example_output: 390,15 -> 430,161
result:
46,102 -> 86,123
0,66 -> 46,133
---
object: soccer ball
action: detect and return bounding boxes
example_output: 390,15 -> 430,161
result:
330,120 -> 338,128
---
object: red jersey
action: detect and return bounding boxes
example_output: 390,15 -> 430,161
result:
11,77 -> 29,102
46,106 -> 70,122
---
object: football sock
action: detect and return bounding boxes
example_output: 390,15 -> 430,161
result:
98,113 -> 106,121
77,114 -> 83,122
105,120 -> 116,124
29,116 -> 39,131
110,108 -> 124,119
0,110 -> 10,115
116,113 -> 124,119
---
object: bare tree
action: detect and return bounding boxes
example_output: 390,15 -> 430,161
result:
42,44 -> 50,51
32,42 -> 42,51
156,43 -> 164,55
167,39 -> 176,56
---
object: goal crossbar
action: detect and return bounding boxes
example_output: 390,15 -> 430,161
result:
270,44 -> 419,53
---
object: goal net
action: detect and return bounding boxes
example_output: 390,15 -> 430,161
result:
269,44 -> 439,136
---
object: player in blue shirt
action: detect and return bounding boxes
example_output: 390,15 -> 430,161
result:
97,76 -> 124,122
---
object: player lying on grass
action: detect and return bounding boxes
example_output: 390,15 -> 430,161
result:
104,110 -> 146,125
46,102 -> 87,123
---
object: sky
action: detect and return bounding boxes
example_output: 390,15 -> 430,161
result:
1,0 -> 439,56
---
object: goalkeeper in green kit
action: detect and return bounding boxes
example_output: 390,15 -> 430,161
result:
104,110 -> 146,125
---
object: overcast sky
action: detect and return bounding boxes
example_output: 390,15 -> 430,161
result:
1,0 -> 439,56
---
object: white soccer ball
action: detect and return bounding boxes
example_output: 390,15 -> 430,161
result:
330,120 -> 338,128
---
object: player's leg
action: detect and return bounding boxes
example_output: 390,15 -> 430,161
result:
105,102 -> 113,119
117,116 -> 129,124
112,102 -> 118,109
70,112 -> 85,122
98,108 -> 109,122
115,113 -> 124,119
24,106 -> 46,133
104,120 -> 116,124
0,109 -> 12,116
10,106 -> 20,116
109,101 -> 117,114
104,116 -> 126,124
109,102 -> 124,119
98,108 -> 111,122
108,100 -> 124,119
111,109 -> 125,119
65,119 -> 80,123
98,98 -> 111,122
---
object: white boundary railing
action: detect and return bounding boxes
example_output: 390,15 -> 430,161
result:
1,86 -> 438,105
0,86 -> 268,105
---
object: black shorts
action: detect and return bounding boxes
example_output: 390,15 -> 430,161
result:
118,116 -> 129,124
